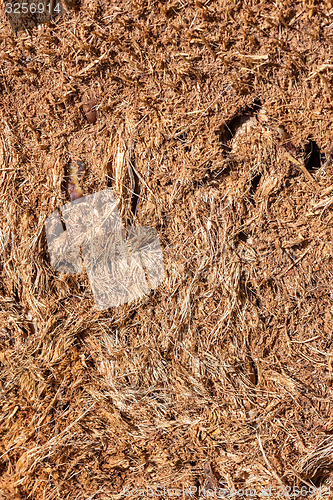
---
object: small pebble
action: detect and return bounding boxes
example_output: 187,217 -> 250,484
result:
83,98 -> 97,124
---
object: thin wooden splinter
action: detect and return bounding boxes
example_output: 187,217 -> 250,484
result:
284,151 -> 319,191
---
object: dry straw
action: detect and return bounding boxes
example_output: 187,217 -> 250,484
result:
0,0 -> 332,498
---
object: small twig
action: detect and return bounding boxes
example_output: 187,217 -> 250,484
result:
257,433 -> 290,500
310,196 -> 333,213
306,63 -> 333,80
276,244 -> 313,279
321,184 -> 333,197
284,152 -> 319,190
74,53 -> 108,77
197,33 -> 216,59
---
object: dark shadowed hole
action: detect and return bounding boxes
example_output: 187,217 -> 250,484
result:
67,0 -> 82,12
238,231 -> 248,242
304,140 -> 325,172
106,159 -> 114,188
57,207 -> 66,231
249,172 -> 262,203
61,162 -> 71,202
177,132 -> 187,142
12,285 -> 20,303
59,401 -> 70,412
128,161 -> 141,216
238,218 -> 249,242
308,472 -> 331,488
216,98 -> 262,150
256,297 -> 263,309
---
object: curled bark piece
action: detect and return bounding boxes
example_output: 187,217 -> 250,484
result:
68,161 -> 86,201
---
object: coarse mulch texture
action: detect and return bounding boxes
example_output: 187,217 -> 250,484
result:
0,0 -> 333,498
